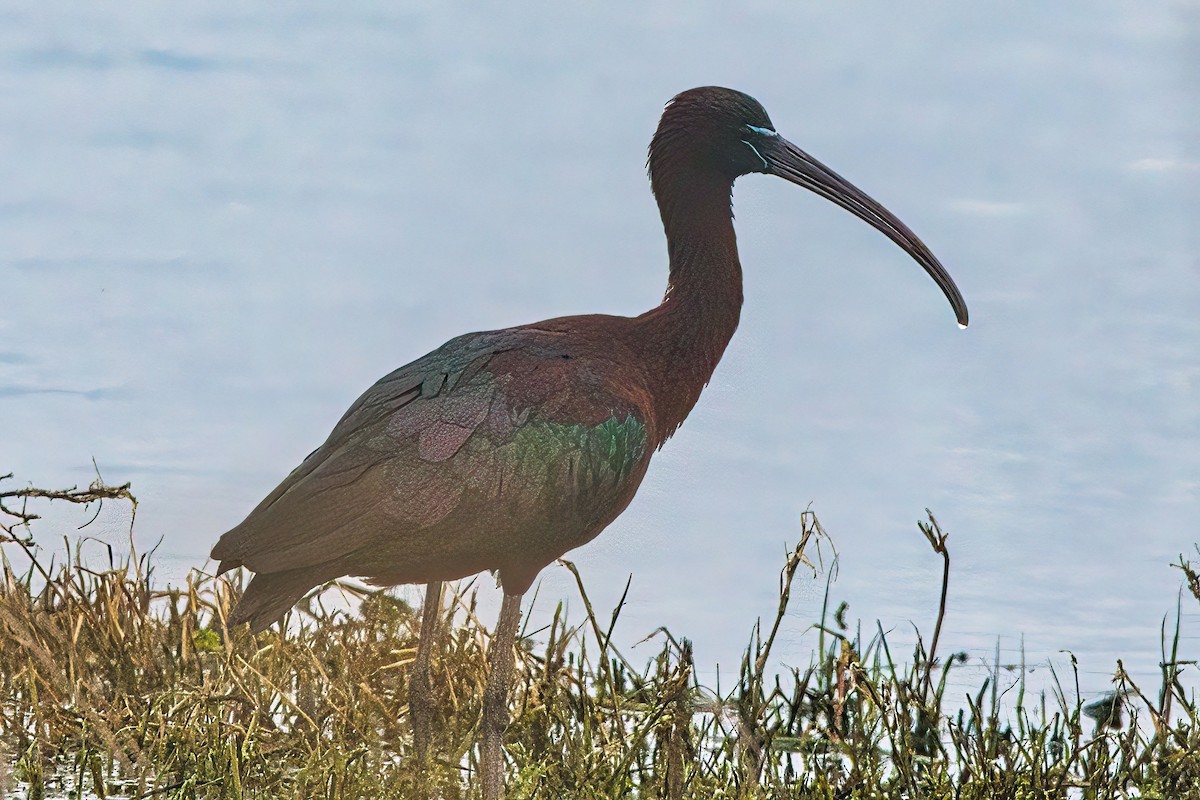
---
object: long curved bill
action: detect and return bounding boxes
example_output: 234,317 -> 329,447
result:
756,132 -> 969,328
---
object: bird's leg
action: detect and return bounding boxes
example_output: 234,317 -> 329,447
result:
410,580 -> 444,768
480,591 -> 523,800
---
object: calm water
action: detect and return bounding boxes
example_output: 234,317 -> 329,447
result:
2,2 -> 1198,707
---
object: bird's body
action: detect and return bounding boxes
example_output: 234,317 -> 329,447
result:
211,86 -> 966,799
213,319 -> 664,629
215,292 -> 740,629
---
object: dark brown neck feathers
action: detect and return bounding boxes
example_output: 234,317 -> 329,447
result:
635,163 -> 743,444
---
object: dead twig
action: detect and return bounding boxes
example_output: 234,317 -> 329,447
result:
0,468 -> 137,538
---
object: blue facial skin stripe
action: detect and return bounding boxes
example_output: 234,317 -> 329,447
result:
741,139 -> 769,170
745,124 -> 778,137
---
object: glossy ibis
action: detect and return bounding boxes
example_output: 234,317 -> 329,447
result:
211,86 -> 967,798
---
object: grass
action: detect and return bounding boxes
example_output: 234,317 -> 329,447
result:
1,472 -> 1198,799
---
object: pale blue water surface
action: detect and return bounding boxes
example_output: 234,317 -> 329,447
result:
2,2 -> 1198,705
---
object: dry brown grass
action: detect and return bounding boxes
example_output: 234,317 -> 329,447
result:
1,474 -> 1198,799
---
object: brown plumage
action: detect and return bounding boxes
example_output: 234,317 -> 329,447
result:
213,326 -> 660,630
210,86 -> 967,798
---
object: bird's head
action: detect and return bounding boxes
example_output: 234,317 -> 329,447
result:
650,86 -> 779,181
649,86 -> 969,328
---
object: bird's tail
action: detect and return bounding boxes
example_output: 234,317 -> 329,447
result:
225,567 -> 327,634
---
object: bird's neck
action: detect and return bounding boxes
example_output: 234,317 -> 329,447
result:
637,169 -> 743,442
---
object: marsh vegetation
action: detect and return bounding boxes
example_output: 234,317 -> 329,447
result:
1,474 -> 1197,799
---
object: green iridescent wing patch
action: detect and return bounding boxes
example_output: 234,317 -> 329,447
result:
578,414 -> 648,482
461,412 -> 647,499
